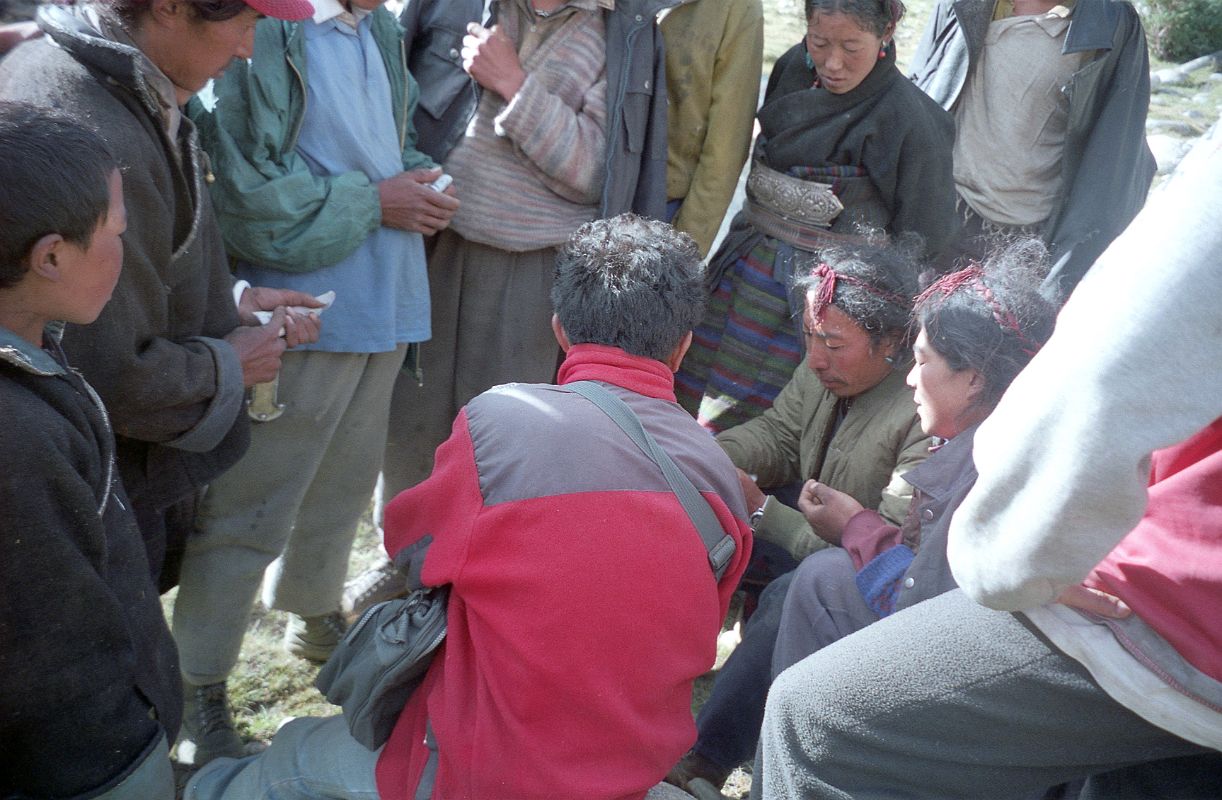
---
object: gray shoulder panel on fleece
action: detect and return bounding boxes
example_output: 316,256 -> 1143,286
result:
465,381 -> 744,514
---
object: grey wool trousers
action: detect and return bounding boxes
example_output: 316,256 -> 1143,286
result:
757,589 -> 1213,800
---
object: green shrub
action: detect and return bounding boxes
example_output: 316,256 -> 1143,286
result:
1144,0 -> 1222,63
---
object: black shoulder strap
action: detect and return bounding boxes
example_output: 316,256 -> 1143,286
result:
566,381 -> 737,580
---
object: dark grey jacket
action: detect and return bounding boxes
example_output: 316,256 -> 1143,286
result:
401,0 -> 673,217
400,0 -> 483,163
910,0 -> 1156,301
892,425 -> 979,613
0,330 -> 180,798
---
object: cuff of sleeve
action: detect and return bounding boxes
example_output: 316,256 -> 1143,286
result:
165,337 -> 245,453
494,74 -> 546,141
232,280 -> 251,310
841,509 -> 894,570
757,501 -> 830,562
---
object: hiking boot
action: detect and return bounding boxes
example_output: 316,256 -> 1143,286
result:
341,557 -> 408,621
176,681 -> 253,767
664,750 -> 731,793
284,611 -> 347,662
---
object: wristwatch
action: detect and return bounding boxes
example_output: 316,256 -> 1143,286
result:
749,495 -> 770,531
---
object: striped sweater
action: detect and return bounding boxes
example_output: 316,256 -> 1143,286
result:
444,0 -> 608,252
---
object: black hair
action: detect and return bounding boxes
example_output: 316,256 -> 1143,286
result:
804,0 -> 906,36
793,234 -> 920,347
915,238 -> 1057,412
0,102 -> 117,289
551,214 -> 706,363
104,0 -> 250,24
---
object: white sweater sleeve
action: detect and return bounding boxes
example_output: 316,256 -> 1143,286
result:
947,128 -> 1222,611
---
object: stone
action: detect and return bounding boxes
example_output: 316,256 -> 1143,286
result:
1147,134 -> 1192,175
1146,118 -> 1197,136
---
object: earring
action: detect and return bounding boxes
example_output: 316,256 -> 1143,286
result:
879,42 -> 888,60
884,355 -> 895,365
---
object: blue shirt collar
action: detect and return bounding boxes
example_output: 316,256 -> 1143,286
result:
0,325 -> 66,376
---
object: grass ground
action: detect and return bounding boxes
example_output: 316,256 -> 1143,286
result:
172,2 -> 1215,796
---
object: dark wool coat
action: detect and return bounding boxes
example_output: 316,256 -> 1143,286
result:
0,332 -> 180,798
708,41 -> 959,290
758,42 -> 959,257
0,6 -> 251,582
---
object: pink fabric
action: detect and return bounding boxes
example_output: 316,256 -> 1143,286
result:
375,347 -> 751,799
840,508 -> 904,570
1085,416 -> 1222,681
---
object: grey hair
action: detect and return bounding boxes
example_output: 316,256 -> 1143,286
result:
551,214 -> 706,362
793,235 -> 920,346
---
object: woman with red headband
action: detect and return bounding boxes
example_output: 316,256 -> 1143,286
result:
753,242 -> 1057,796
675,242 -> 1054,798
775,240 -> 1056,671
675,0 -> 957,435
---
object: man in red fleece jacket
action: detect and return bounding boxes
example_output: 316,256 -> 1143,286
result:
186,213 -> 751,800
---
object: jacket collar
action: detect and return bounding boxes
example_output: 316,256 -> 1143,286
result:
1062,0 -> 1120,53
614,0 -> 680,19
903,422 -> 980,502
557,344 -> 678,402
843,358 -> 914,419
38,5 -> 172,123
0,326 -> 66,377
956,0 -> 1117,58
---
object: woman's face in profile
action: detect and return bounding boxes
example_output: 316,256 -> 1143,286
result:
804,11 -> 893,95
907,327 -> 983,439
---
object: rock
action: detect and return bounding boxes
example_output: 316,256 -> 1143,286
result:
1184,109 -> 1206,120
1210,73 -> 1222,82
1147,134 -> 1192,175
1192,93 -> 1211,104
1146,118 -> 1197,135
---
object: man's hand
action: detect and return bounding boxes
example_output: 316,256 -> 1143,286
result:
798,480 -> 863,546
1056,584 -> 1132,619
736,469 -> 766,516
462,23 -> 526,101
237,287 -> 324,348
0,21 -> 40,56
378,168 -> 460,235
226,307 -> 290,387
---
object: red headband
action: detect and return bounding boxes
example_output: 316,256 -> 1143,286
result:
808,263 -> 909,322
916,264 -> 1038,357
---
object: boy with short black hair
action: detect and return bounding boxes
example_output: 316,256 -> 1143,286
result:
0,101 -> 182,800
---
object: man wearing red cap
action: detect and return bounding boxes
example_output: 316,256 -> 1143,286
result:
0,0 -> 320,791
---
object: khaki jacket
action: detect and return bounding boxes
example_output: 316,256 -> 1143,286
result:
717,363 -> 930,560
660,0 -> 762,256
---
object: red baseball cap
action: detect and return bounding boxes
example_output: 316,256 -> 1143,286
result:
243,0 -> 314,21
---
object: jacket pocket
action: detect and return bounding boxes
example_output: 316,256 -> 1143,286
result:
413,27 -> 472,120
619,40 -> 656,154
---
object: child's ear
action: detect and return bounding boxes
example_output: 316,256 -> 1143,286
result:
28,234 -> 65,282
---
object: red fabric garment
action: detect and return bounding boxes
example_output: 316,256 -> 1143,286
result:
1086,416 -> 1222,681
376,345 -> 752,799
841,508 -> 903,570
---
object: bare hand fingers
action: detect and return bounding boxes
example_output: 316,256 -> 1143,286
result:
1056,584 -> 1132,619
